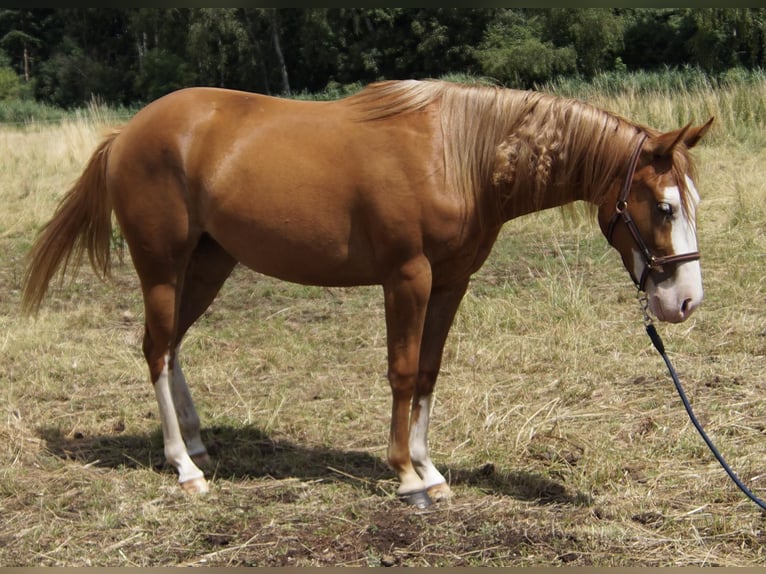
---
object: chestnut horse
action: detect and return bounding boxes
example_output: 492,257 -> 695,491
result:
22,80 -> 713,507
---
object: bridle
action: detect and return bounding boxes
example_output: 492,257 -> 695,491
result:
609,134 -> 766,512
606,133 -> 701,292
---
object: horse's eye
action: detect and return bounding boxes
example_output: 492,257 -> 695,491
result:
657,202 -> 673,217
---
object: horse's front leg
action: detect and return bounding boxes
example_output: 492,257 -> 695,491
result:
409,279 -> 470,502
383,256 -> 432,508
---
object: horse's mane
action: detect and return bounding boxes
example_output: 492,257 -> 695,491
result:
347,79 -> 697,226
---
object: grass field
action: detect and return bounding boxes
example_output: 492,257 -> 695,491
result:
2,78 -> 766,566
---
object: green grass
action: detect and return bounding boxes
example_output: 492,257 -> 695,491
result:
2,73 -> 766,565
0,95 -> 136,126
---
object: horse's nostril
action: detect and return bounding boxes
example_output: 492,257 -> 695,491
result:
681,298 -> 692,315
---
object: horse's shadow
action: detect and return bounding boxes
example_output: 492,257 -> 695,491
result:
37,424 -> 592,506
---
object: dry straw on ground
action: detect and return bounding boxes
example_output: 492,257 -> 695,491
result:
1,84 -> 766,566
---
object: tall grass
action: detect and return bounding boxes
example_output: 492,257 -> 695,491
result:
0,100 -> 124,241
541,67 -> 766,144
293,67 -> 766,146
0,95 -> 136,126
4,67 -> 766,144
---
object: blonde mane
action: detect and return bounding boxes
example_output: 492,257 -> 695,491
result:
347,80 -> 697,226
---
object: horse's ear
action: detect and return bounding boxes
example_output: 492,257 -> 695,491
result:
647,117 -> 714,157
683,116 -> 715,149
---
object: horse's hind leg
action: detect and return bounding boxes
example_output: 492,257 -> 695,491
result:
171,234 -> 237,467
134,227 -> 235,494
141,277 -> 210,494
168,355 -> 207,466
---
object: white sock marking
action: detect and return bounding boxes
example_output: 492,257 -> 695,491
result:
409,396 -> 447,489
170,354 -> 207,458
155,353 -> 205,484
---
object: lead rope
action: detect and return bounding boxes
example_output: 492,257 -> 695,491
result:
638,290 -> 766,512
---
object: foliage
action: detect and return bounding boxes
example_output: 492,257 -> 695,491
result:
0,65 -> 20,100
0,95 -> 134,124
1,8 -> 766,108
544,9 -> 625,76
133,48 -> 194,103
474,10 -> 577,87
684,8 -> 766,72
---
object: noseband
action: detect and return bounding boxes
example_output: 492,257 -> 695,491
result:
606,134 -> 701,292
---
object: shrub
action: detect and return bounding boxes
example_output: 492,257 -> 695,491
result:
0,67 -> 21,101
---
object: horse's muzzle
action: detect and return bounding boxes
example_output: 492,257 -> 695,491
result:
648,283 -> 702,323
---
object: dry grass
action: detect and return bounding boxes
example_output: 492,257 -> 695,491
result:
2,85 -> 766,566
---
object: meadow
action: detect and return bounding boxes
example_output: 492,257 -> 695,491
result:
2,72 -> 766,566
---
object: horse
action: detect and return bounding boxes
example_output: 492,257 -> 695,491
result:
21,79 -> 713,508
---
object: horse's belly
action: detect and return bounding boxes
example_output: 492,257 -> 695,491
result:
207,208 -> 379,286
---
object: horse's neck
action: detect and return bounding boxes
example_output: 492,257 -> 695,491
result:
492,145 -> 599,223
493,131 -> 638,225
496,185 -> 581,223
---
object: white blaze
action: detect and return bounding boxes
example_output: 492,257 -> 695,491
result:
642,175 -> 703,322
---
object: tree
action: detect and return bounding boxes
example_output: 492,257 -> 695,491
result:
187,8 -> 251,89
0,9 -> 53,83
325,8 -> 402,83
267,9 -> 290,95
0,50 -> 21,99
128,9 -> 196,101
36,9 -> 136,106
133,48 -> 194,102
621,9 -> 691,71
684,8 -> 766,71
474,9 -> 576,87
543,9 -> 625,77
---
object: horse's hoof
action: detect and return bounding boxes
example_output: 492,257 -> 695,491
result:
399,489 -> 432,509
191,452 -> 211,467
180,476 -> 210,494
427,482 -> 453,502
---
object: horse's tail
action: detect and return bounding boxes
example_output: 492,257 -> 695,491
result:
21,128 -> 121,314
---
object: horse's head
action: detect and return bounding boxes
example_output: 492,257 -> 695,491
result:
599,118 -> 714,323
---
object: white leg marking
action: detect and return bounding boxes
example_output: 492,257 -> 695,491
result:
155,354 -> 206,487
170,353 -> 207,459
409,396 -> 447,489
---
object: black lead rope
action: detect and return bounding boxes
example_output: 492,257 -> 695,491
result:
639,292 -> 766,512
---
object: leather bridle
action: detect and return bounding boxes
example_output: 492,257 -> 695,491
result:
606,133 -> 701,292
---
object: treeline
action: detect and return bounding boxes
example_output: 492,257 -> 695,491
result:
2,8 -> 766,108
